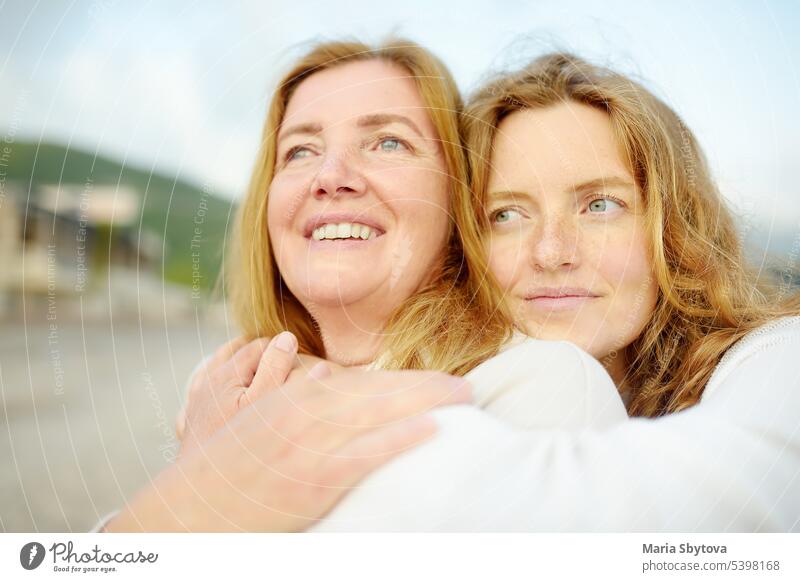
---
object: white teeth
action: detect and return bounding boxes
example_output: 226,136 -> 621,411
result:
311,222 -> 377,241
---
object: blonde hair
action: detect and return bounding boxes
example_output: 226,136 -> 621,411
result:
229,38 -> 510,375
464,53 -> 800,416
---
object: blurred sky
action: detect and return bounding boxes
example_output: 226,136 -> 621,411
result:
1,0 -> 799,231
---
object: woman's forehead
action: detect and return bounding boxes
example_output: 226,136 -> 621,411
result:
489,105 -> 633,188
282,59 -> 437,136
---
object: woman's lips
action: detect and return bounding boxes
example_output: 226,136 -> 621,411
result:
307,236 -> 382,250
523,288 -> 600,311
525,295 -> 597,311
303,213 -> 385,238
303,215 -> 386,251
306,222 -> 384,251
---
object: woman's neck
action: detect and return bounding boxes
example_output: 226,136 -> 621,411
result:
595,345 -> 623,382
313,306 -> 386,367
604,353 -> 630,396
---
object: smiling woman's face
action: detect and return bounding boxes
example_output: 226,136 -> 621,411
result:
268,59 -> 450,315
485,102 -> 658,379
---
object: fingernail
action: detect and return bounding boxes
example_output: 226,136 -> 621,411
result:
274,332 -> 297,353
175,411 -> 186,438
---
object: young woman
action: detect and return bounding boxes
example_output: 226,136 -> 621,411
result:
318,53 -> 800,530
466,52 -> 800,416
453,53 -> 800,529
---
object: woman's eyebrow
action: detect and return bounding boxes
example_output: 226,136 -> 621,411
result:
486,190 -> 533,204
357,113 -> 423,137
572,176 -> 636,193
277,122 -> 322,142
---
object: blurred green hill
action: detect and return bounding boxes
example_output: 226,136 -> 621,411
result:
4,140 -> 236,290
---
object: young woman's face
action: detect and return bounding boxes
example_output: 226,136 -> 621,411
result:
485,102 -> 658,378
268,59 -> 450,314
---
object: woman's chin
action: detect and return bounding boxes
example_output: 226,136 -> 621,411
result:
295,281 -> 384,311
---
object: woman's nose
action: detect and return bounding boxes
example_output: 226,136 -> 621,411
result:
527,214 -> 579,272
310,151 -> 367,199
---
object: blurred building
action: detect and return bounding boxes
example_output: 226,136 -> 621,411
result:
0,182 -> 161,316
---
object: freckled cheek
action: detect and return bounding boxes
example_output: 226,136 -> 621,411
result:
486,237 -> 520,292
593,235 -> 654,306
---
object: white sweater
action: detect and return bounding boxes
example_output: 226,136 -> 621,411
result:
312,317 -> 800,532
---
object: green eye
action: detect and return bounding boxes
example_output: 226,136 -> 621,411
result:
588,198 -> 622,213
493,209 -> 521,223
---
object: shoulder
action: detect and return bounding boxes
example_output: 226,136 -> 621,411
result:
467,336 -> 627,430
489,333 -> 600,366
468,336 -> 599,400
703,316 -> 800,399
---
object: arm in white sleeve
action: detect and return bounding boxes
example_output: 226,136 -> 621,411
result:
506,330 -> 800,532
312,324 -> 800,532
311,338 -> 629,531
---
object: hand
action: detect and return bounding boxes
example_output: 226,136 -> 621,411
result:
105,368 -> 473,532
177,333 -> 331,452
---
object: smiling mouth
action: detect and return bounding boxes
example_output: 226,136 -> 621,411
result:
310,222 -> 379,241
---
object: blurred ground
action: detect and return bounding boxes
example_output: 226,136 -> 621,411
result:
0,312 -> 230,532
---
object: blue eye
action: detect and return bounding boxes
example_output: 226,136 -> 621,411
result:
378,138 -> 403,152
588,198 -> 623,213
492,208 -> 521,224
287,147 -> 313,162
283,145 -> 317,163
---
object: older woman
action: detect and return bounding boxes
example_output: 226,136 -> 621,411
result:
175,38 -> 506,452
102,39 -> 484,532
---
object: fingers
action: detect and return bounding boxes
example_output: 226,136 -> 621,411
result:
210,336 -> 250,368
224,337 -> 271,387
329,387 -> 466,429
189,336 -> 252,406
283,370 -> 471,453
311,370 -> 473,412
244,332 -> 299,404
